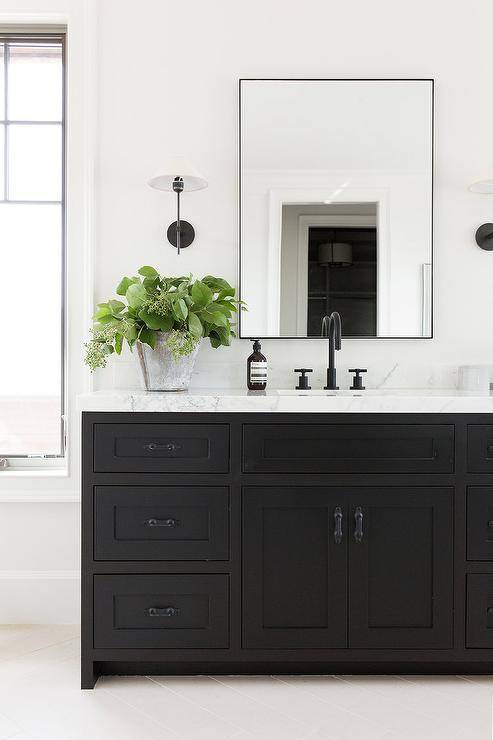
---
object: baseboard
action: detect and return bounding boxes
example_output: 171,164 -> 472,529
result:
0,570 -> 80,624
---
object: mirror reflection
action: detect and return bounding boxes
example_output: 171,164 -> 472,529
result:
239,79 -> 433,338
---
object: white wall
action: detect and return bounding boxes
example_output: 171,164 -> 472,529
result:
97,0 -> 493,392
2,0 -> 493,622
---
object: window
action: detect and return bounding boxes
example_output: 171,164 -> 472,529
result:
0,32 -> 65,461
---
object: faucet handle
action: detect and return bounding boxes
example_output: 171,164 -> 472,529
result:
348,368 -> 367,390
294,368 -> 313,390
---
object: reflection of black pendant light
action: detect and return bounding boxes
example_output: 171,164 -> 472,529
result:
148,157 -> 208,255
318,242 -> 353,267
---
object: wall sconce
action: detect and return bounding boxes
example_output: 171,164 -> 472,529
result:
148,157 -> 208,255
469,179 -> 493,250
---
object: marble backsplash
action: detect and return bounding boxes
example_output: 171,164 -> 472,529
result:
106,356 -> 471,392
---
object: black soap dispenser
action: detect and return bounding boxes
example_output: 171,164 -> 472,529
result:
247,340 -> 268,390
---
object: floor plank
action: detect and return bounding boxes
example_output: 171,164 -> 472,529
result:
0,627 -> 491,740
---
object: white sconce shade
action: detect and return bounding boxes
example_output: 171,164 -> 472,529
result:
148,157 -> 208,191
469,179 -> 493,194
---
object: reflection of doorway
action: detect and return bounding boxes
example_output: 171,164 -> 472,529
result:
289,209 -> 378,336
306,226 -> 377,336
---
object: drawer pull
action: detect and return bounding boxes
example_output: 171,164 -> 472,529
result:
487,445 -> 493,456
334,506 -> 343,544
144,517 -> 181,528
145,606 -> 181,618
143,442 -> 182,452
488,520 -> 493,528
354,507 -> 364,543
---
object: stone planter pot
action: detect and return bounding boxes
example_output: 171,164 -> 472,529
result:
135,331 -> 201,391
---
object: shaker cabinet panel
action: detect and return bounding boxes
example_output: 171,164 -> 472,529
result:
466,574 -> 493,648
242,487 -> 347,649
468,426 -> 493,473
93,423 -> 229,473
243,424 -> 454,474
94,574 -> 229,649
348,488 -> 453,649
94,486 -> 229,561
467,488 -> 493,561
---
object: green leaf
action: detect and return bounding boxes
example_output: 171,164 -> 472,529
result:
214,325 -> 233,345
172,297 -> 188,321
138,265 -> 159,278
188,312 -> 203,338
116,276 -> 138,296
202,275 -> 234,294
139,309 -> 163,330
169,276 -> 189,287
157,314 -> 173,332
126,282 -> 147,309
108,299 -> 125,315
115,333 -> 123,355
121,322 -> 138,341
92,304 -> 111,321
200,307 -> 228,328
94,314 -> 117,325
217,288 -> 236,300
143,275 -> 160,291
209,332 -> 222,349
211,303 -> 233,317
191,280 -> 213,309
139,327 -> 157,349
216,300 -> 237,312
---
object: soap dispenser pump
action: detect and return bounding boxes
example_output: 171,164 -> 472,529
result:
247,340 -> 267,390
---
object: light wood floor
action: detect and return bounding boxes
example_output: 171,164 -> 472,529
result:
0,625 -> 491,739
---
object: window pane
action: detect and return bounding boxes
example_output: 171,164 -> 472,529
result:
0,45 -> 4,119
8,124 -> 62,200
7,44 -> 62,121
0,204 -> 62,455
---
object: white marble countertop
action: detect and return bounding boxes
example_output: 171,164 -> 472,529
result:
77,388 -> 493,413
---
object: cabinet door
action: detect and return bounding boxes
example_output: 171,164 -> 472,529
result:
348,488 -> 453,649
243,487 -> 347,649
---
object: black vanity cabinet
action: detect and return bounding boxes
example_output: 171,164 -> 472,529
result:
243,486 -> 453,651
82,412 -> 493,688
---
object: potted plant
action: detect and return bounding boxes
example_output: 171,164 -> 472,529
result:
84,266 -> 241,391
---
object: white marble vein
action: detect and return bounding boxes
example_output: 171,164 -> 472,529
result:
78,388 -> 493,413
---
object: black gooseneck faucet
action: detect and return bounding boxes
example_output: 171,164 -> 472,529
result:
321,312 -> 342,390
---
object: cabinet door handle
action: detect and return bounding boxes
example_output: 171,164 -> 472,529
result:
144,518 -> 181,528
145,606 -> 180,618
143,442 -> 182,452
334,506 -> 343,544
354,507 -> 364,543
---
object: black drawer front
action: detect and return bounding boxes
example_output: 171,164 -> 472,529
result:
468,425 -> 493,472
243,424 -> 454,474
467,488 -> 493,561
466,574 -> 493,647
93,423 -> 229,473
94,486 -> 229,561
94,574 -> 229,649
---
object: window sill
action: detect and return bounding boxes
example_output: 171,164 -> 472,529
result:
0,485 -> 79,503
0,468 -> 68,478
